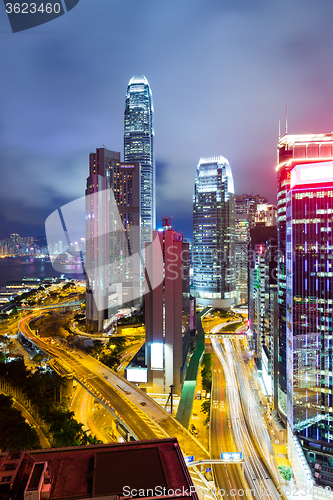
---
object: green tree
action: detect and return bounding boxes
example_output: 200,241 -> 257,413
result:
0,395 -> 40,451
278,465 -> 292,481
201,353 -> 212,392
201,399 -> 211,414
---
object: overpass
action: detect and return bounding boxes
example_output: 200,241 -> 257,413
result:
18,315 -> 210,461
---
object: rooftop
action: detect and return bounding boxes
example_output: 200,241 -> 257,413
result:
0,438 -> 198,500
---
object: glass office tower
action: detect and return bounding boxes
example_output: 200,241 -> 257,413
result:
286,161 -> 333,438
286,160 -> 333,486
124,75 -> 155,256
193,156 -> 236,309
277,134 -> 333,415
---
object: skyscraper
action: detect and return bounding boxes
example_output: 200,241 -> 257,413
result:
235,194 -> 268,304
277,134 -> 333,416
145,218 -> 193,395
193,156 -> 236,309
85,147 -> 141,332
286,161 -> 333,437
248,225 -> 277,395
277,133 -> 333,487
124,75 -> 155,256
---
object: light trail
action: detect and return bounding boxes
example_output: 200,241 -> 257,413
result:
232,339 -> 279,479
212,338 -> 283,500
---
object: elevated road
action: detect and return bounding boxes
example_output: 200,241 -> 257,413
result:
18,314 -> 210,461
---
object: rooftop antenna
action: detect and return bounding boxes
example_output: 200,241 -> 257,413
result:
285,105 -> 288,135
279,119 -> 281,140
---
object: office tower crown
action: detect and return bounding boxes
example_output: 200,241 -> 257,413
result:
197,156 -> 234,198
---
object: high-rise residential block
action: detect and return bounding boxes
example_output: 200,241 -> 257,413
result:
124,75 -> 155,256
235,194 -> 268,304
85,147 -> 141,332
193,156 -> 236,309
255,203 -> 277,226
248,225 -> 278,396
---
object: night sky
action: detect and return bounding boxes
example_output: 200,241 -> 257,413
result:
1,0 -> 333,240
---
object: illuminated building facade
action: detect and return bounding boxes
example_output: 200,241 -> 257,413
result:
145,218 -> 193,395
255,203 -> 277,226
277,134 -> 333,416
193,156 -> 236,309
277,134 -> 333,486
124,75 -> 155,256
86,148 -> 141,332
286,161 -> 333,461
248,226 -> 277,396
235,194 -> 268,304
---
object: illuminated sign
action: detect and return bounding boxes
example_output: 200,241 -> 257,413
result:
290,161 -> 333,189
125,368 -> 148,383
221,452 -> 242,461
151,342 -> 164,370
185,455 -> 194,464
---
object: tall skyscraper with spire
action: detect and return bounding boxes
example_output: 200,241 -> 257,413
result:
124,75 -> 155,256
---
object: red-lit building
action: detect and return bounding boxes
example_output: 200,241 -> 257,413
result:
276,133 -> 333,487
145,218 -> 194,395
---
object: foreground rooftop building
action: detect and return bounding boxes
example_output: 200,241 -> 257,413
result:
0,439 -> 198,500
193,156 -> 236,309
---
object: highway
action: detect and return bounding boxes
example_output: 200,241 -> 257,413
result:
13,400 -> 51,449
20,314 -> 166,441
116,340 -> 144,376
232,338 -> 279,480
18,313 -> 218,500
212,338 -> 284,500
210,346 -> 246,498
70,340 -> 144,442
70,384 -> 114,443
18,314 -> 210,458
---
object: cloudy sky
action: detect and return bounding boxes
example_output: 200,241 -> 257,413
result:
1,0 -> 333,240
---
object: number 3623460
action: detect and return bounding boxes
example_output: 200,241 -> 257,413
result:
5,3 -> 61,14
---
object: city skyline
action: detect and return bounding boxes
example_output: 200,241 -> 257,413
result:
2,1 -> 333,239
3,1 -> 333,495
